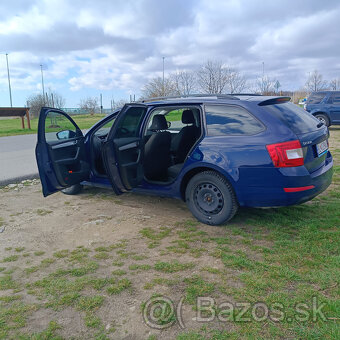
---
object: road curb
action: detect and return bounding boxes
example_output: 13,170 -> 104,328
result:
0,173 -> 39,186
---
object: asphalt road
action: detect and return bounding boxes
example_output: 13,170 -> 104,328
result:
0,133 -> 39,185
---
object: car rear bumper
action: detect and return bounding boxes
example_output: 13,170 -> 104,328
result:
238,152 -> 333,207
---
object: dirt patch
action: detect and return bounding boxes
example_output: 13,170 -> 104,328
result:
1,128 -> 339,339
0,183 -> 248,339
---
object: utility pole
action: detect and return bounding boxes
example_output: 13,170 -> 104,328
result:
40,64 -> 46,105
100,93 -> 103,114
262,61 -> 265,77
162,56 -> 165,96
5,54 -> 13,107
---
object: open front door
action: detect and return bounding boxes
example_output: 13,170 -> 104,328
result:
102,104 -> 147,193
35,107 -> 90,197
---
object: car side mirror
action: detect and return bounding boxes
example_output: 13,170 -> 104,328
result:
167,121 -> 171,128
56,129 -> 76,140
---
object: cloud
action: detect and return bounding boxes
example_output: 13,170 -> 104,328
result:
0,0 -> 339,106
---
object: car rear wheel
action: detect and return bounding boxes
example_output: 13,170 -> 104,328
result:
61,184 -> 83,195
314,113 -> 330,127
185,171 -> 238,226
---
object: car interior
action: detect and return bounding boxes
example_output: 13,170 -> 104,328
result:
91,106 -> 202,184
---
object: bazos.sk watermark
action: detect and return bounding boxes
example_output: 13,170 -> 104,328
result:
142,295 -> 331,330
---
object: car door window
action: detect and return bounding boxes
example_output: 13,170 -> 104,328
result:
331,93 -> 340,104
94,116 -> 117,137
115,106 -> 146,138
166,109 -> 187,132
307,92 -> 327,104
205,105 -> 264,136
45,111 -> 77,143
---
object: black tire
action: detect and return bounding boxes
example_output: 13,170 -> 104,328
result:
314,113 -> 330,127
185,171 -> 238,226
61,184 -> 83,195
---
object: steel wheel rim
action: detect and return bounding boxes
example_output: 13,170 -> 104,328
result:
194,182 -> 224,215
317,116 -> 326,125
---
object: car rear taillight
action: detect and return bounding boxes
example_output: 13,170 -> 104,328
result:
266,140 -> 304,167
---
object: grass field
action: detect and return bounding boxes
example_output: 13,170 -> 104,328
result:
0,129 -> 339,339
0,114 -> 106,137
0,110 -> 184,138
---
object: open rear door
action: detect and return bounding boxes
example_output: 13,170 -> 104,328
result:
102,104 -> 147,193
35,107 -> 90,197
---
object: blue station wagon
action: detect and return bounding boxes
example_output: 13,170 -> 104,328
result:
35,95 -> 333,225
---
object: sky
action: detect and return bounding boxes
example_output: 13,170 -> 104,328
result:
0,0 -> 339,108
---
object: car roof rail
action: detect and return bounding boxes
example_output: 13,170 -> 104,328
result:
233,93 -> 263,96
140,93 -> 240,103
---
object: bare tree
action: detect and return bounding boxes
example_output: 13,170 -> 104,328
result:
256,75 -> 275,95
292,89 -> 308,104
45,88 -> 65,109
226,68 -> 247,94
329,78 -> 340,91
112,99 -> 127,110
305,70 -> 328,92
26,94 -> 45,118
141,76 -> 177,99
79,97 -> 99,115
26,90 -> 65,118
171,70 -> 196,95
196,60 -> 231,94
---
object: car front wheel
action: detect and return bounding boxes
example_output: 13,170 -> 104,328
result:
185,171 -> 238,226
315,113 -> 330,127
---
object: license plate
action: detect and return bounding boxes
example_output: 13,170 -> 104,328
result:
316,140 -> 328,157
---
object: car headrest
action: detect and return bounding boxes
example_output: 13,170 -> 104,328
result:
149,114 -> 168,131
182,109 -> 195,124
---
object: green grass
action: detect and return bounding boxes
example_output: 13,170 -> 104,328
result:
129,263 -> 152,271
0,114 -> 106,137
11,320 -> 63,339
106,278 -> 131,294
184,276 -> 215,304
76,296 -> 104,311
0,275 -> 18,290
144,277 -> 180,290
0,132 -> 339,339
112,269 -> 127,276
139,226 -> 172,240
36,209 -> 52,216
2,255 -> 19,262
53,250 -> 69,258
165,109 -> 182,122
94,252 -> 110,260
154,260 -> 195,273
84,312 -> 102,329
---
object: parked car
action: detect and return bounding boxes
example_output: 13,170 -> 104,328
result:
305,91 -> 340,127
35,94 -> 333,226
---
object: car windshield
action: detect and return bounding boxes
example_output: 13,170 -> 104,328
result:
263,102 -> 320,134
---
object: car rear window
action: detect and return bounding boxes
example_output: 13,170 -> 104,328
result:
307,92 -> 327,104
263,102 -> 320,134
205,104 -> 265,136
